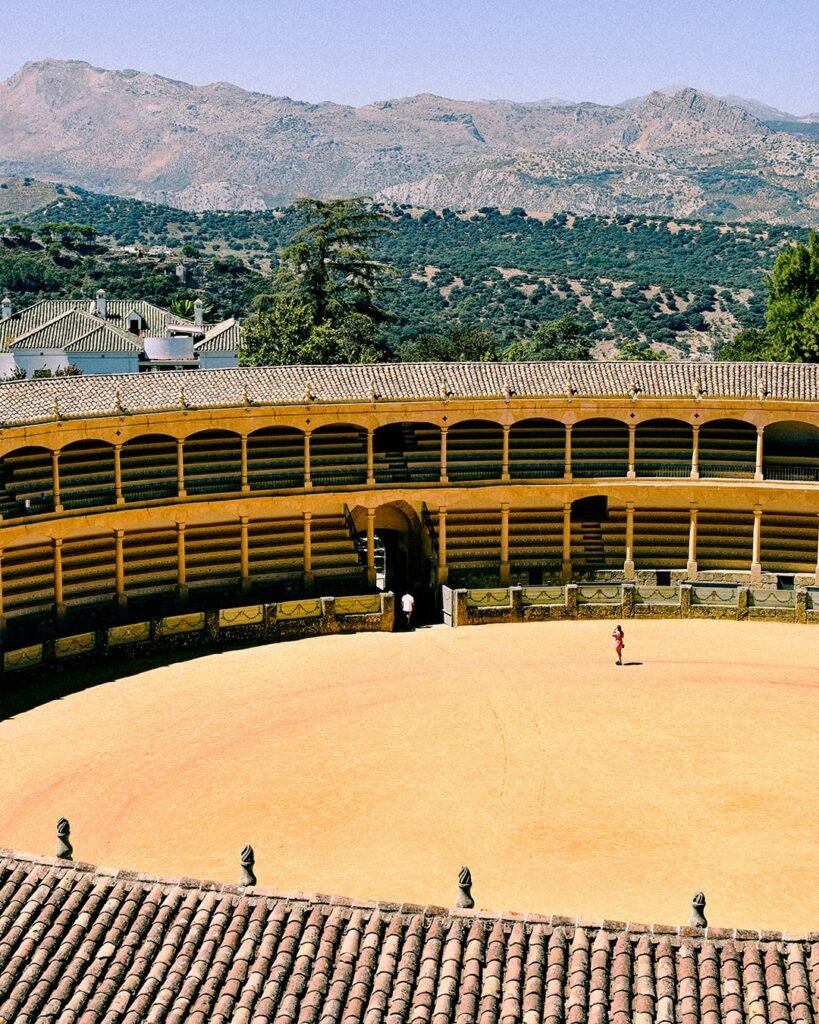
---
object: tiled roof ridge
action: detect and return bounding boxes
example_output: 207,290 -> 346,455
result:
203,316 -> 237,337
62,322 -> 143,352
0,360 -> 816,427
2,849 -> 813,945
9,306 -> 138,347
7,307 -> 75,345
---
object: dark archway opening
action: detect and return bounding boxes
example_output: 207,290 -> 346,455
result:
571,496 -> 610,578
763,421 -> 819,481
354,502 -> 437,625
571,495 -> 609,523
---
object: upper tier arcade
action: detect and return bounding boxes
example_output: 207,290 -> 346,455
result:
0,362 -> 817,639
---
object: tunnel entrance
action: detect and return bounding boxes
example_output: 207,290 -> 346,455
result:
570,495 -> 609,523
352,501 -> 436,624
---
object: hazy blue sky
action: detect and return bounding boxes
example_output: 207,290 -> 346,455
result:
3,0 -> 818,113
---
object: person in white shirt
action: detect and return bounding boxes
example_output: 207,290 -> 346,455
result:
401,591 -> 415,629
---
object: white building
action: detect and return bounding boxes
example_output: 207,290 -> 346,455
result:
0,291 -> 240,377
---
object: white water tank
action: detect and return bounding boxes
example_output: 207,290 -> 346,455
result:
143,336 -> 195,360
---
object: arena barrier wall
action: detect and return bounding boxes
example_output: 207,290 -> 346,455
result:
0,591 -> 394,680
445,583 -> 819,627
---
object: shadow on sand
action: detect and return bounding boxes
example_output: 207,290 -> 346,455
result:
0,644 -> 245,723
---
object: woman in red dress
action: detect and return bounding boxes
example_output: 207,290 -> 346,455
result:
612,624 -> 625,665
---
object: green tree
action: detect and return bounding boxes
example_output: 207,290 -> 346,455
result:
241,297 -> 384,365
240,296 -> 314,365
616,340 -> 668,361
765,230 -> 819,362
502,315 -> 590,361
3,223 -> 33,245
399,325 -> 498,362
169,295 -> 214,322
277,197 -> 397,327
715,327 -> 774,361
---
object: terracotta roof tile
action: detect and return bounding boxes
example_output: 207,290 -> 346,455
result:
0,853 -> 815,1024
0,360 -> 816,428
543,927 -> 566,1024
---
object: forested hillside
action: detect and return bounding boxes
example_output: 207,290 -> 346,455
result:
3,179 -> 803,356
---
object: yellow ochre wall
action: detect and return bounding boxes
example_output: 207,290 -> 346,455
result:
0,390 -> 817,632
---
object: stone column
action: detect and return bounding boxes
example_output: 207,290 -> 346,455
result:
439,427 -> 448,484
114,528 -> 126,608
563,424 -> 573,481
561,501 -> 572,582
176,438 -> 186,498
53,538 -> 65,618
366,429 -> 375,486
815,514 -> 819,585
796,587 -> 808,624
500,501 -> 510,584
52,450 -> 63,512
624,501 -> 635,580
303,431 -> 312,488
241,434 -> 249,493
0,550 -> 5,636
687,505 -> 698,578
691,425 -> 700,480
627,424 -> 636,479
240,515 -> 250,592
501,425 -> 511,482
366,507 -> 376,587
750,506 -> 762,583
114,444 -> 124,504
303,511 -> 314,591
437,506 -> 448,584
755,427 -> 764,482
621,582 -> 635,618
176,522 -> 188,603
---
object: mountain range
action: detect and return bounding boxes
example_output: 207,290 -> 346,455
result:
1,59 -> 818,223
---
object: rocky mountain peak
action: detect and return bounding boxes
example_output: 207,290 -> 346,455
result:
0,60 -> 815,224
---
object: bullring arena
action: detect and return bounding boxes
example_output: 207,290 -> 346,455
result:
0,360 -> 818,1023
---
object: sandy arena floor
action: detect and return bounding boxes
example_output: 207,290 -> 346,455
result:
1,619 -> 817,932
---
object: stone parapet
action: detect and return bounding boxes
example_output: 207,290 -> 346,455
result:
447,583 -> 814,628
0,591 -> 394,682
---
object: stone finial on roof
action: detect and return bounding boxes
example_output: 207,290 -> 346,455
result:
456,865 -> 474,909
52,398 -> 61,420
689,891 -> 707,928
565,378 -> 576,400
439,381 -> 450,401
305,381 -> 313,402
56,817 -> 73,860
368,381 -> 378,402
178,387 -> 187,410
242,383 -> 251,407
693,378 -> 703,401
113,389 -> 124,415
757,379 -> 768,401
502,379 -> 512,400
629,380 -> 641,402
240,844 -> 256,886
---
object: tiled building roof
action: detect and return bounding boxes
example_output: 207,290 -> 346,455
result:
0,361 -> 816,425
196,317 -> 242,353
10,310 -> 143,353
0,850 -> 815,1024
64,325 -> 143,354
1,298 -> 196,343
